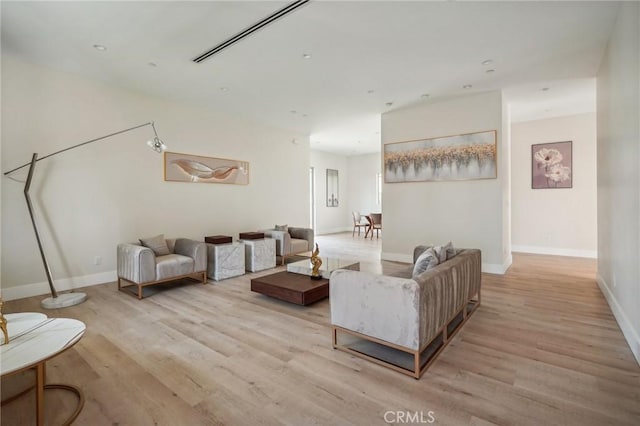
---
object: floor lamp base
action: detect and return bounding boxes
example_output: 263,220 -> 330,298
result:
41,292 -> 87,309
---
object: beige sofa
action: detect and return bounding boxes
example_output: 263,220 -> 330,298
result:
117,238 -> 207,299
330,246 -> 481,378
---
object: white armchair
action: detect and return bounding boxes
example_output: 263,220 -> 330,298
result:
117,237 -> 207,299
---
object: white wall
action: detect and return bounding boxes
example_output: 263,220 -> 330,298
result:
346,153 -> 381,219
596,2 -> 640,364
310,150 -> 350,234
511,113 -> 597,257
381,91 -> 510,273
1,57 -> 309,300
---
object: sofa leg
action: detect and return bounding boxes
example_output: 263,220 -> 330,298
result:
137,285 -> 143,300
202,271 -> 207,284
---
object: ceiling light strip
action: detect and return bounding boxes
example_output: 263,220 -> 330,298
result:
193,0 -> 311,63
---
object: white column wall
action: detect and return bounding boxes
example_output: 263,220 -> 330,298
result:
381,91 -> 509,273
596,2 -> 640,365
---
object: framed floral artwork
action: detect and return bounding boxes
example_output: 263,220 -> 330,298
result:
384,130 -> 497,183
531,141 -> 572,189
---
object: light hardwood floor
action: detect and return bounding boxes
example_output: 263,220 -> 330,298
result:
2,233 -> 639,425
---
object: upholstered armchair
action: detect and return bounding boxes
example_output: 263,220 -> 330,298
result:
263,226 -> 314,265
117,236 -> 207,299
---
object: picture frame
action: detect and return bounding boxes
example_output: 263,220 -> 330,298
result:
164,152 -> 249,185
531,141 -> 572,189
384,130 -> 497,183
326,169 -> 339,207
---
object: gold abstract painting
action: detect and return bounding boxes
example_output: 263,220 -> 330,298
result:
164,152 -> 249,185
384,130 -> 497,183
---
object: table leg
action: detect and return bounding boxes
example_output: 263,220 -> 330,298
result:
36,362 -> 45,426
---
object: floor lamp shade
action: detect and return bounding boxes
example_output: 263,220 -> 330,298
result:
3,121 -> 167,309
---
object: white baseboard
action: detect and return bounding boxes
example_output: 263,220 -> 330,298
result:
512,245 -> 597,259
382,251 -> 510,275
482,262 -> 509,275
596,275 -> 640,366
1,270 -> 117,301
317,226 -> 352,235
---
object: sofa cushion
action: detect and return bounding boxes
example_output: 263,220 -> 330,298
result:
412,247 -> 439,278
275,224 -> 288,232
156,254 -> 194,280
140,234 -> 171,256
290,238 -> 309,254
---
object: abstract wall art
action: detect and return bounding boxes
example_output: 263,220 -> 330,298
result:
164,152 -> 249,184
384,130 -> 497,183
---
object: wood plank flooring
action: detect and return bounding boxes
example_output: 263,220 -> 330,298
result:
2,234 -> 639,425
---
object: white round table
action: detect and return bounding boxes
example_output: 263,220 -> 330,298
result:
1,312 -> 86,425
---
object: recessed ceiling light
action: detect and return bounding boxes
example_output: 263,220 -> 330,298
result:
290,110 -> 297,114
148,62 -> 157,67
385,102 -> 393,107
463,84 -> 472,89
220,87 -> 229,92
485,69 -> 495,74
93,44 -> 107,51
302,53 -> 312,59
357,140 -> 362,144
421,94 -> 430,99
367,89 -> 375,94
481,59 -> 493,65
541,87 -> 550,91
302,114 -> 308,117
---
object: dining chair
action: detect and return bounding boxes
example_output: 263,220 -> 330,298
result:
367,213 -> 382,239
352,212 -> 369,237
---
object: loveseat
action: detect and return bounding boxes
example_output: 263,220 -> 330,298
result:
263,226 -> 314,265
117,237 -> 207,299
330,245 -> 481,378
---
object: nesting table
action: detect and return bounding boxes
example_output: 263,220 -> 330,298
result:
206,241 -> 245,281
240,238 -> 276,272
1,312 -> 86,426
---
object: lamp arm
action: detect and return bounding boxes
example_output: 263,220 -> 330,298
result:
3,121 -> 156,176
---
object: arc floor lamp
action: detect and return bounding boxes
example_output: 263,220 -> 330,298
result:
3,121 -> 167,309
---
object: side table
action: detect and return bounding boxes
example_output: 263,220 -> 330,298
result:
1,312 -> 86,426
240,238 -> 276,272
206,241 -> 245,281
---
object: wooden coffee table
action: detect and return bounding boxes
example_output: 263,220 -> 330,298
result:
250,271 -> 329,305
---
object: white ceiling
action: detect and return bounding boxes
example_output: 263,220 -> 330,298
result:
1,1 -> 619,155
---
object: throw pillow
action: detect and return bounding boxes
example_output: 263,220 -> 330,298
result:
275,224 -> 288,232
412,247 -> 439,278
433,245 -> 447,263
444,241 -> 457,260
139,234 -> 170,256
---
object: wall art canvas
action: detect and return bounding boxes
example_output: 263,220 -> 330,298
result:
164,152 -> 249,185
326,169 -> 339,207
384,130 -> 497,183
531,141 -> 572,189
